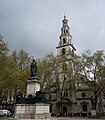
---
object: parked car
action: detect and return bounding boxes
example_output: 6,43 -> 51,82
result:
0,109 -> 12,116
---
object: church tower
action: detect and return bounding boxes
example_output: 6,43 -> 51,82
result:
55,16 -> 76,116
56,16 -> 76,84
56,15 -> 76,56
50,16 -> 92,117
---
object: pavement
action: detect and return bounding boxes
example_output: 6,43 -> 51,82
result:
52,116 -> 105,120
0,116 -> 105,120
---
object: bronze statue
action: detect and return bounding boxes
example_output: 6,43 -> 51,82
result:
90,93 -> 97,110
30,59 -> 37,77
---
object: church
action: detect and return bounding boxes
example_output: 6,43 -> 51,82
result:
49,16 -> 105,117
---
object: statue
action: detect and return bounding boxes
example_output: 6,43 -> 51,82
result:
26,94 -> 34,104
30,59 -> 37,77
35,90 -> 48,103
16,88 -> 23,104
16,89 -> 48,104
90,93 -> 97,110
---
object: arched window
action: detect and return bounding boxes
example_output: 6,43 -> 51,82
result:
66,30 -> 68,33
62,48 -> 66,54
81,102 -> 88,112
63,38 -> 66,44
82,104 -> 87,111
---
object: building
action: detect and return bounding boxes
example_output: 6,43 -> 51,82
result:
49,16 -> 104,117
55,15 -> 76,116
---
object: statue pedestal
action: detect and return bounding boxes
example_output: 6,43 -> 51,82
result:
27,77 -> 40,96
91,109 -> 97,118
15,103 -> 51,120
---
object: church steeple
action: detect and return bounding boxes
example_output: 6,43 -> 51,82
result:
62,15 -> 68,26
56,16 -> 76,56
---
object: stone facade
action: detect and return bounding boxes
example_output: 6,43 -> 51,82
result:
50,84 -> 92,116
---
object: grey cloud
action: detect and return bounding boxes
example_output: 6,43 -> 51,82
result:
0,0 -> 105,58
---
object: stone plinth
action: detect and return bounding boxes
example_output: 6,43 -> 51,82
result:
91,110 -> 97,116
15,103 -> 51,120
27,77 -> 40,96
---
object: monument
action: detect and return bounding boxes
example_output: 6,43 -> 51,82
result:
27,59 -> 40,96
90,92 -> 97,117
15,59 -> 51,120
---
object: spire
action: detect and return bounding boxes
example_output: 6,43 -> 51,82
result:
62,15 -> 68,26
61,15 -> 70,36
56,16 -> 76,56
64,15 -> 66,19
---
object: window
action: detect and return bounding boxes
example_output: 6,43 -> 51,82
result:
66,30 -> 68,33
63,38 -> 66,44
62,48 -> 66,54
82,104 -> 87,111
81,93 -> 86,97
50,105 -> 52,113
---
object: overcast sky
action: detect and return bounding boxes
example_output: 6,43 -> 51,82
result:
0,0 -> 105,58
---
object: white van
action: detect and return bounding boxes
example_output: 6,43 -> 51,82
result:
0,109 -> 11,116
